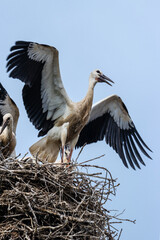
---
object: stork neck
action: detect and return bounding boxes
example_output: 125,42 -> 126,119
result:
87,78 -> 96,99
82,80 -> 95,110
3,125 -> 13,139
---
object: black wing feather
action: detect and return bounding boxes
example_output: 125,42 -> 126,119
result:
118,129 -> 128,168
22,84 -> 53,137
122,131 -> 136,170
111,121 -> 117,151
126,133 -> 141,169
7,41 -> 44,87
132,132 -> 152,159
76,111 -> 152,169
7,41 -> 55,136
105,116 -> 112,144
134,128 -> 152,152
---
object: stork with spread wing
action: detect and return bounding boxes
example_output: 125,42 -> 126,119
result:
6,41 -> 152,169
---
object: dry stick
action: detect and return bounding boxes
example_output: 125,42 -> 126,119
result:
67,207 -> 88,237
74,195 -> 87,212
15,153 -> 21,159
21,152 -> 29,161
37,224 -> 64,232
7,180 -> 38,228
78,163 -> 116,191
21,193 -> 38,226
73,171 -> 106,180
100,169 -> 108,205
117,228 -> 123,240
80,154 -> 105,164
40,207 -> 94,224
75,143 -> 87,162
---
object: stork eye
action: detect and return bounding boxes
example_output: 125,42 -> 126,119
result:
96,70 -> 100,74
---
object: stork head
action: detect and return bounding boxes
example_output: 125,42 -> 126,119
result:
0,113 -> 13,134
89,70 -> 114,87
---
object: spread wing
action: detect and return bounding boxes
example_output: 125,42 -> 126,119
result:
6,41 -> 72,136
76,95 -> 152,170
0,83 -> 19,133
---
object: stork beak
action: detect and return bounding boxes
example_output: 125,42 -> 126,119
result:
0,120 -> 9,134
97,74 -> 114,86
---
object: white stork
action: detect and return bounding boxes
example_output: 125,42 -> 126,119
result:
0,83 -> 19,158
6,41 -> 152,169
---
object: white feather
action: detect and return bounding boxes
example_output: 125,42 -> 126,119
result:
28,42 -> 72,122
28,43 -> 54,63
89,94 -> 133,130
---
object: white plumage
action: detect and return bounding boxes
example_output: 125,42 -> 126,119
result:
89,95 -> 133,129
6,41 -> 152,169
0,83 -> 19,158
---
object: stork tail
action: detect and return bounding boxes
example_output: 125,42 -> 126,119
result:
29,137 -> 59,163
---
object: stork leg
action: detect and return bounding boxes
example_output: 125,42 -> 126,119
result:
61,145 -> 65,164
67,148 -> 73,164
66,135 -> 79,164
60,122 -> 69,165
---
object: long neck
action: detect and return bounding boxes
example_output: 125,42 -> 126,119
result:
82,79 -> 95,112
3,125 -> 13,140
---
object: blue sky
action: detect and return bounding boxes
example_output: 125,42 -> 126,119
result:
0,1 -> 159,239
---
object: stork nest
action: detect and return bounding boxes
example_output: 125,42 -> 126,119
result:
0,155 -> 133,240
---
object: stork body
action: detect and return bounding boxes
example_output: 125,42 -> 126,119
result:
29,69 -> 110,163
0,83 -> 19,158
7,41 -> 152,169
0,113 -> 16,158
